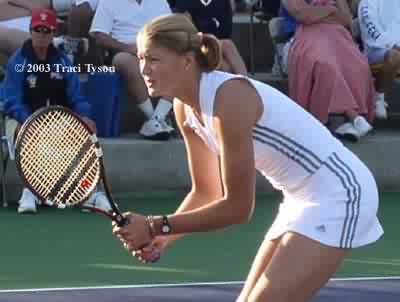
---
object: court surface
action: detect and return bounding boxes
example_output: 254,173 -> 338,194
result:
0,278 -> 400,301
1,192 -> 400,301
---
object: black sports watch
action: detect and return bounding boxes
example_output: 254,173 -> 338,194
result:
160,215 -> 172,235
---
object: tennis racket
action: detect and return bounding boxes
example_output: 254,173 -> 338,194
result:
15,105 -> 128,226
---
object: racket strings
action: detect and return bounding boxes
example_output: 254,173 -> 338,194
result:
18,109 -> 100,205
20,113 -> 84,194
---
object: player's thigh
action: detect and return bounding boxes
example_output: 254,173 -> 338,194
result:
248,231 -> 348,302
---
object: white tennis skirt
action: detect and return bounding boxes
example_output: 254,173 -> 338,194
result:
265,148 -> 384,249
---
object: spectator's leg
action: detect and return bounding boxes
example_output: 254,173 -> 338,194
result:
220,39 -> 248,75
112,52 -> 149,108
0,2 -> 30,21
6,0 -> 50,12
218,57 -> 232,73
0,26 -> 29,64
112,52 -> 172,138
382,48 -> 400,94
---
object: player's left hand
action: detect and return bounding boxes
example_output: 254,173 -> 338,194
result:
112,212 -> 153,251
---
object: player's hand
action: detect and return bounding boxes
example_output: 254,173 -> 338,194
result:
133,237 -> 169,264
112,212 -> 153,251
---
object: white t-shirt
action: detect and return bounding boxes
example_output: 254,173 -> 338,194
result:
75,0 -> 99,11
358,0 -> 400,52
89,0 -> 171,44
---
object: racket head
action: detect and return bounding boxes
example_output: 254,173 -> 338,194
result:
15,106 -> 101,208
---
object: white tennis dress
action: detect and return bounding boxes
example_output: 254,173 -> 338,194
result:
184,71 -> 383,249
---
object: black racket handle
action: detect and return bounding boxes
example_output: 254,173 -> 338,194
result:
114,214 -> 129,226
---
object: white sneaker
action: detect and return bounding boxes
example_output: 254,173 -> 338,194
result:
82,191 -> 112,212
375,95 -> 388,120
159,119 -> 174,133
17,188 -> 37,214
334,122 -> 360,142
353,116 -> 373,137
139,117 -> 170,140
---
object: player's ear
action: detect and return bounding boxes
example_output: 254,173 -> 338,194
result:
182,52 -> 196,71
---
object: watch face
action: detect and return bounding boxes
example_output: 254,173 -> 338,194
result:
162,225 -> 171,234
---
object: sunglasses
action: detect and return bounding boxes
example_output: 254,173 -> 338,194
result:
32,27 -> 53,34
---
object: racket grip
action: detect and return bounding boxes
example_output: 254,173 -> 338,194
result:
114,214 -> 129,226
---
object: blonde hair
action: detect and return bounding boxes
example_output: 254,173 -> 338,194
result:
137,13 -> 222,72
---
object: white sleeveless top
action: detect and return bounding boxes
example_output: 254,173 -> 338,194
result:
184,71 -> 348,194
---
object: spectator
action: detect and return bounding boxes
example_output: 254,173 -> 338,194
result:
3,8 -> 110,213
173,0 -> 247,75
286,0 -> 375,142
358,0 -> 400,120
0,0 -> 86,65
90,0 -> 174,140
52,0 -> 99,64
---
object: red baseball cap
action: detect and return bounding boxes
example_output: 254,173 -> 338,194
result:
30,8 -> 57,30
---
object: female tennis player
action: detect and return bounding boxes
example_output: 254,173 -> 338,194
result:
112,13 -> 383,301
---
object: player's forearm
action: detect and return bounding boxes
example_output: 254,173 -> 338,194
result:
154,195 -> 254,236
164,190 -> 222,243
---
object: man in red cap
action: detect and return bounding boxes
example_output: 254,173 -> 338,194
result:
3,7 -> 111,214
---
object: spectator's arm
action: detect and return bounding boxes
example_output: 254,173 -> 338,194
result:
62,56 -> 91,118
91,31 -> 136,54
89,0 -> 135,54
336,0 -> 352,27
3,55 -> 31,124
7,0 -> 48,11
287,0 -> 337,25
358,0 -> 398,50
324,0 -> 352,29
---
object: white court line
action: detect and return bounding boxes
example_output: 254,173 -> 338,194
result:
0,277 -> 400,294
345,259 -> 400,266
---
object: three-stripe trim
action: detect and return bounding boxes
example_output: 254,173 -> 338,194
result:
252,124 -> 361,248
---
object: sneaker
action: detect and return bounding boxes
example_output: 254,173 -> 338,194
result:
353,116 -> 373,137
17,188 -> 37,214
159,118 -> 174,133
334,122 -> 360,142
139,117 -> 170,140
82,191 -> 112,212
375,95 -> 388,120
